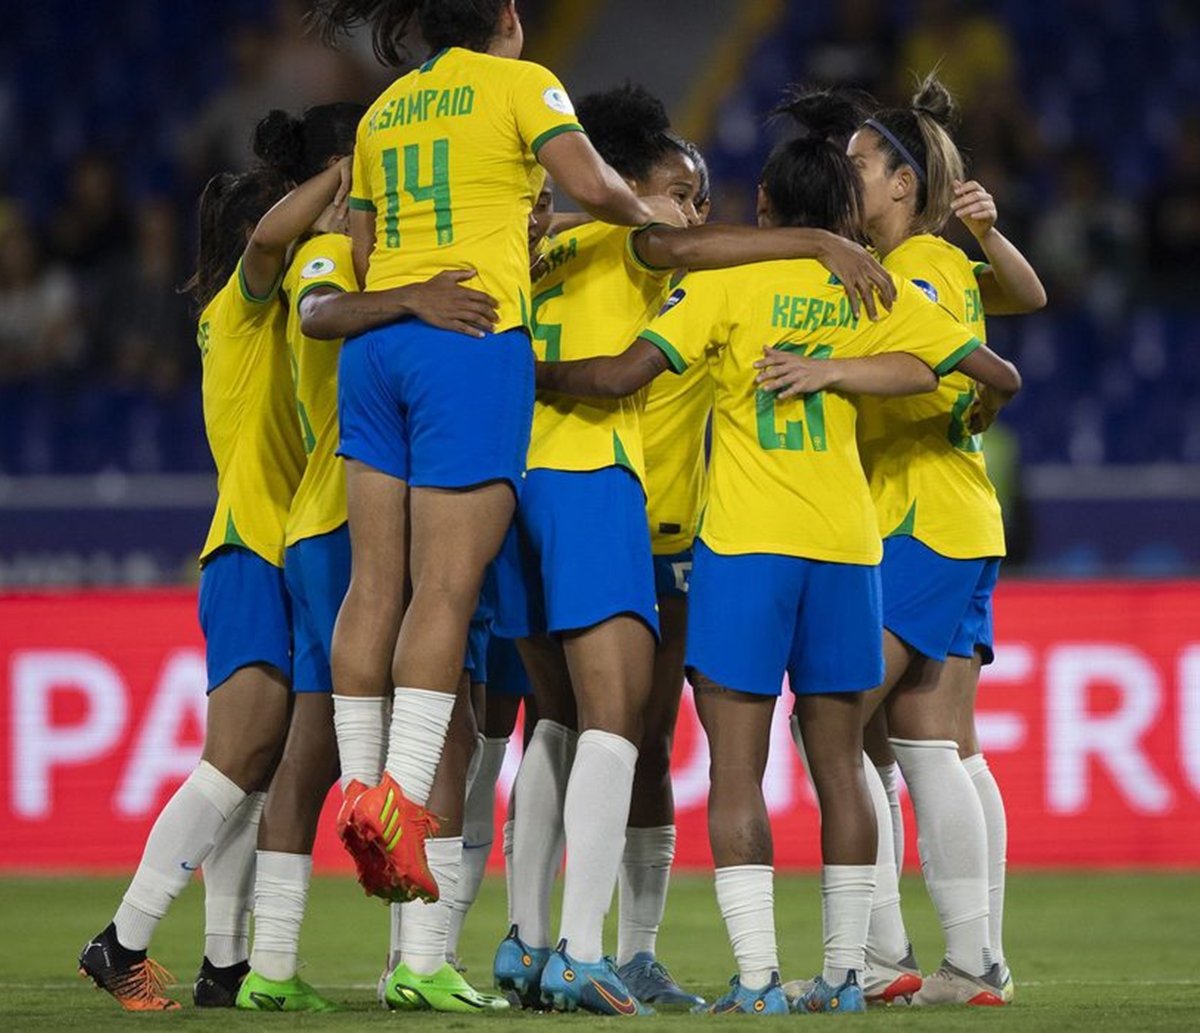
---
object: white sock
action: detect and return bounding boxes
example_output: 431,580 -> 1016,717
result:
464,733 -> 486,795
821,865 -> 875,986
201,790 -> 265,967
964,753 -> 1008,970
891,738 -> 991,977
876,762 -> 905,876
511,720 -> 576,948
502,817 -> 515,925
333,694 -> 389,790
446,737 -> 508,958
863,758 -> 910,964
400,836 -> 463,975
558,730 -> 638,963
250,851 -> 313,982
715,865 -> 778,991
385,687 -> 456,806
617,825 -> 676,966
113,761 -> 246,950
388,902 -> 403,971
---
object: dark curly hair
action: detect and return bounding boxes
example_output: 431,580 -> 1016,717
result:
574,82 -> 690,183
252,103 -> 367,183
310,0 -> 510,66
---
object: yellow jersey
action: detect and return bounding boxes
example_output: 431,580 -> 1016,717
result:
198,262 -> 305,567
856,234 -> 1005,558
528,223 -> 671,484
350,47 -> 583,333
640,260 -> 981,564
282,233 -> 358,547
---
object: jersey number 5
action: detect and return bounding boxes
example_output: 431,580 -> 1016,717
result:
380,138 -> 454,249
756,343 -> 831,452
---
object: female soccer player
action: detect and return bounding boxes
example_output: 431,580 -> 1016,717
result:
533,89 -> 1022,1016
306,0 -> 682,908
491,83 -> 896,1016
77,153 -> 341,1009
838,74 -> 1043,1006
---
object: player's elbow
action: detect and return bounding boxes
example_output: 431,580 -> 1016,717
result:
299,296 -> 339,340
1025,280 -> 1048,312
994,359 -> 1022,397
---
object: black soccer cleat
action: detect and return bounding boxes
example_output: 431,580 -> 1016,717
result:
78,922 -> 180,1011
193,956 -> 251,1008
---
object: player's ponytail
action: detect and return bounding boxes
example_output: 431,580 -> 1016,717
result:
253,110 -> 305,184
185,168 -> 289,309
575,83 -> 689,183
310,0 -> 509,66
761,87 -> 870,238
862,71 -> 965,234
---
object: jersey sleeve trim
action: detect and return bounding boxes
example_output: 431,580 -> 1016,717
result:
531,122 -> 585,155
641,329 -> 687,374
237,260 -> 282,305
934,336 -> 983,376
295,281 -> 348,306
972,262 -> 990,278
348,197 -> 377,212
627,226 -> 676,274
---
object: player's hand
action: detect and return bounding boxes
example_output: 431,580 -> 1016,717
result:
966,383 -> 1005,434
400,269 -> 499,338
952,180 -> 997,240
641,194 -> 689,228
333,155 -> 353,213
754,347 -> 837,400
816,234 -> 895,321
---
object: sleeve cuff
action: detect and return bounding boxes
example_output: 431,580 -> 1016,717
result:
972,261 -> 990,278
531,122 -> 585,155
295,281 -> 347,306
641,329 -> 687,374
237,260 -> 281,305
348,197 -> 376,212
934,336 -> 983,376
627,225 -> 676,274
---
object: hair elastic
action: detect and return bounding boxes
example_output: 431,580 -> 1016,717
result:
864,117 -> 926,182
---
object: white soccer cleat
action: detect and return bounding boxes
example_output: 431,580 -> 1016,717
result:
910,961 -> 1006,1007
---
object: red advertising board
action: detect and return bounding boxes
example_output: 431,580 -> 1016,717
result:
1,583 -> 1199,872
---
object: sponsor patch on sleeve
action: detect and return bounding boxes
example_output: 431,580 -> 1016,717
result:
658,288 -> 686,315
542,87 -> 575,115
911,278 -> 939,303
301,257 -> 337,280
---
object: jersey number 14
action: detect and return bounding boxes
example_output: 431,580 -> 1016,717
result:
380,138 -> 454,249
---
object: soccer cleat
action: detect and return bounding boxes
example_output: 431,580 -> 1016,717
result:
234,970 -> 337,1011
78,923 -> 180,1011
786,949 -> 921,1006
617,952 -> 705,1009
193,956 -> 249,1007
702,972 -> 789,1015
999,964 -> 1015,1003
337,774 -> 440,903
539,940 -> 653,1016
493,925 -> 551,1009
791,971 -> 867,1014
384,961 -> 510,1012
910,961 -> 1006,1006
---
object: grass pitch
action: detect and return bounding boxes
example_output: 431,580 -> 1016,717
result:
0,871 -> 1195,1030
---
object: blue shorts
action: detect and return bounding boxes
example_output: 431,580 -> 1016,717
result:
284,525 -> 351,694
338,321 -> 534,494
466,617 -> 491,683
653,548 -> 694,599
881,536 -> 1000,664
199,546 -> 292,693
486,634 -> 532,697
686,539 -> 883,697
493,466 -> 659,639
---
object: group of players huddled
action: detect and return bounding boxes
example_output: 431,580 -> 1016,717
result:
78,0 -> 1046,1017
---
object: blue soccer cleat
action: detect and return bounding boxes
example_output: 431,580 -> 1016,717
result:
617,952 -> 705,1009
792,971 -> 867,1014
539,940 -> 652,1016
492,925 -> 550,1010
702,972 -> 789,1015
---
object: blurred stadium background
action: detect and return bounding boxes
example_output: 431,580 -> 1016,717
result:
0,2 -> 1197,1011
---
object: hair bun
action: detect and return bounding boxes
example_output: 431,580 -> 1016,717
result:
253,109 -> 305,181
772,86 -> 873,147
911,72 -> 958,129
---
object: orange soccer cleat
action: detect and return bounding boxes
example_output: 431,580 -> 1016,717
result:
337,773 -> 441,903
79,924 -> 181,1011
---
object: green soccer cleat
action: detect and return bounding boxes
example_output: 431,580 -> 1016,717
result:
234,970 -> 337,1012
384,961 -> 511,1013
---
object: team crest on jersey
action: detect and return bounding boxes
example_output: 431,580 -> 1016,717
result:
301,257 -> 336,279
542,87 -> 575,115
911,278 -> 939,303
658,288 -> 686,315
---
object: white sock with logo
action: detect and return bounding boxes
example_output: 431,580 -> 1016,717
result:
821,865 -> 876,986
384,687 -> 456,806
400,836 -> 463,976
617,825 -> 676,966
863,758 -> 910,964
446,737 -> 508,959
201,790 -> 265,967
557,730 -> 639,963
715,865 -> 778,991
250,851 -> 313,982
510,720 -> 576,948
963,752 -> 1008,970
113,761 -> 246,951
876,762 -> 905,875
332,695 -> 389,789
502,817 -> 516,925
891,738 -> 991,977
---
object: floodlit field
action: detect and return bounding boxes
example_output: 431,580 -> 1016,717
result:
0,872 -> 1195,1030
